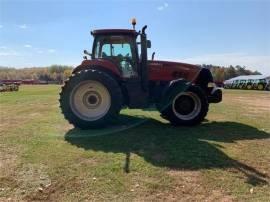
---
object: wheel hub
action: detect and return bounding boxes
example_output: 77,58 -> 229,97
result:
172,92 -> 202,121
69,80 -> 111,121
88,95 -> 97,104
82,91 -> 102,109
175,95 -> 195,115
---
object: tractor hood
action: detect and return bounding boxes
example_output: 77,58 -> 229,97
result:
148,60 -> 202,82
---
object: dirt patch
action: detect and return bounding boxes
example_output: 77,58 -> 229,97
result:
0,116 -> 30,135
231,96 -> 270,112
0,149 -> 17,171
17,164 -> 51,193
139,170 -> 235,201
23,176 -> 90,201
0,146 -> 19,201
0,160 -> 52,201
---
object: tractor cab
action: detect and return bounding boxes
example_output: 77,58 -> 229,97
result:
83,21 -> 151,93
91,30 -> 139,78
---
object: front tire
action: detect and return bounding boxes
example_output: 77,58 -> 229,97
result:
161,85 -> 209,126
59,69 -> 122,129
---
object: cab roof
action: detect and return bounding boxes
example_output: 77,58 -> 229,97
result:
91,29 -> 138,36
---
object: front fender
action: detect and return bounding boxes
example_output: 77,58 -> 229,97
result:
157,79 -> 191,111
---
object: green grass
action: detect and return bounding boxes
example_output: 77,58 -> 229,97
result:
0,85 -> 270,201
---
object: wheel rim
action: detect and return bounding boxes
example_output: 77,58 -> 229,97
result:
70,80 -> 111,121
258,84 -> 264,90
172,92 -> 202,121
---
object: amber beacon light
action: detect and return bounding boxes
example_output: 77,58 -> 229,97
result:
131,18 -> 136,29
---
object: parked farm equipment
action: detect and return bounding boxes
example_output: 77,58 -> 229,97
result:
253,79 -> 267,90
224,76 -> 270,91
245,79 -> 254,90
0,82 -> 20,92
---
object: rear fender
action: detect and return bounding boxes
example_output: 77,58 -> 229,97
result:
72,59 -> 121,78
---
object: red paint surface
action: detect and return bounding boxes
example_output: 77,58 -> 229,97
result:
148,60 -> 201,82
75,59 -> 121,77
74,59 -> 201,83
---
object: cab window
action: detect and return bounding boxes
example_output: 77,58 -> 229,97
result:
94,35 -> 137,78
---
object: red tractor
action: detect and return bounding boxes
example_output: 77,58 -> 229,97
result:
59,20 -> 222,129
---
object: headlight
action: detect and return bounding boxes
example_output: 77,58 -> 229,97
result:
208,82 -> 216,88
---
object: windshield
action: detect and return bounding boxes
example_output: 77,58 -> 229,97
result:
94,35 -> 134,58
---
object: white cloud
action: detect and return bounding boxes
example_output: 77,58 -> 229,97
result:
18,24 -> 28,29
157,6 -> 164,11
0,25 -> 3,29
37,50 -> 44,54
24,44 -> 32,48
157,2 -> 169,11
0,51 -> 19,56
180,53 -> 270,75
48,49 -> 56,53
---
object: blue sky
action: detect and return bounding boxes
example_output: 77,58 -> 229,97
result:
0,0 -> 269,74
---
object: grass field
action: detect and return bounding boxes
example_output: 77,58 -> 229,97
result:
0,85 -> 270,201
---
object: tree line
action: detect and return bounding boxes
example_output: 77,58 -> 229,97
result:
202,64 -> 261,82
0,65 -> 73,84
0,64 -> 261,83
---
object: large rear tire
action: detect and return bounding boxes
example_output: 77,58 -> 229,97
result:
161,85 -> 209,126
59,69 -> 122,129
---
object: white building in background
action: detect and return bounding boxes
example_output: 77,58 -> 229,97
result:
224,75 -> 270,85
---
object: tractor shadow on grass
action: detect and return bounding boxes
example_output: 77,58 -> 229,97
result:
64,114 -> 270,186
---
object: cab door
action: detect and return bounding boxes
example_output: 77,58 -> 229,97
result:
94,34 -> 148,108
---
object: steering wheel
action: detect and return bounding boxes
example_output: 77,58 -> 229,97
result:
122,57 -> 133,70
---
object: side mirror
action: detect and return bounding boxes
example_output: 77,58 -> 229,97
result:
84,50 -> 92,56
147,40 -> 151,48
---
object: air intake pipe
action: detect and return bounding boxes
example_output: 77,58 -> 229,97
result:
140,25 -> 148,91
